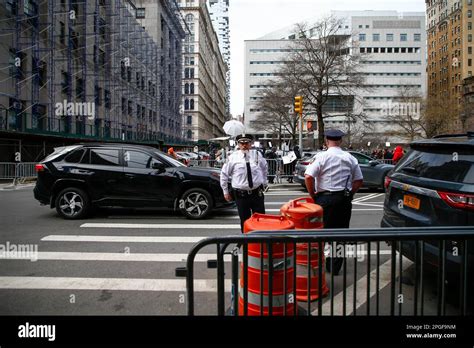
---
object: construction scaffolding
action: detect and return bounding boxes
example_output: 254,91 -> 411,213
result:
0,0 -> 189,161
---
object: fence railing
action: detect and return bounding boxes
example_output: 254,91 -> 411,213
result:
181,227 -> 474,316
0,163 -> 37,180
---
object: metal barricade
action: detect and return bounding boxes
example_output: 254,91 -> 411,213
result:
179,227 -> 474,316
0,162 -> 37,180
266,159 -> 295,181
188,159 -> 222,169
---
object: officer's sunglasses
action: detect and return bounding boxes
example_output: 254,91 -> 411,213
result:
238,141 -> 251,145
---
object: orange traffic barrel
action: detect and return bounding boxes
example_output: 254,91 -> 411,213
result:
280,197 -> 329,302
239,214 -> 295,316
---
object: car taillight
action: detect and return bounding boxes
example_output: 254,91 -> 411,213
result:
300,162 -> 310,166
35,164 -> 45,172
438,191 -> 474,211
384,176 -> 392,189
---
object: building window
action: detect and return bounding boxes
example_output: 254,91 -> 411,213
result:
469,47 -> 473,54
187,115 -> 192,125
414,33 -> 421,41
76,78 -> 84,99
359,33 -> 366,41
185,14 -> 194,23
59,21 -> 66,45
187,130 -> 192,139
400,34 -> 408,41
104,90 -> 111,109
469,10 -> 473,18
386,33 -> 394,41
136,8 -> 145,19
122,98 -> 127,113
469,34 -> 473,42
360,48 -> 365,53
373,34 -> 380,41
95,86 -> 102,106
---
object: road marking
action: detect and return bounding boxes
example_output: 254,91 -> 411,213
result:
353,193 -> 379,202
41,235 -> 209,243
353,193 -> 384,203
266,192 -> 306,196
0,276 -> 232,292
0,252 -> 231,262
80,223 -> 241,230
352,202 -> 384,208
312,255 -> 413,316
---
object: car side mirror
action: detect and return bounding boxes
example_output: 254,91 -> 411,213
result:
152,162 -> 166,172
369,160 -> 379,167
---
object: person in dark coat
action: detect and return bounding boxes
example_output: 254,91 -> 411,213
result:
286,146 -> 301,183
265,147 -> 278,184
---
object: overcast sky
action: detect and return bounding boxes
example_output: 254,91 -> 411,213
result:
228,0 -> 426,116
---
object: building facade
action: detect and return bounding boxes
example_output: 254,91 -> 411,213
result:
244,11 -> 427,145
426,0 -> 474,132
207,0 -> 231,116
0,0 -> 185,162
178,0 -> 228,141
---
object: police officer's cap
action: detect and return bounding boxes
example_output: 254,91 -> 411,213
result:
324,129 -> 346,141
236,134 -> 253,143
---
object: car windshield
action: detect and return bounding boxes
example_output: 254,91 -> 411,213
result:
395,148 -> 474,184
155,152 -> 187,167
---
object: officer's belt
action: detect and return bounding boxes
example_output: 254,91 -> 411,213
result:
316,190 -> 345,196
232,186 -> 263,197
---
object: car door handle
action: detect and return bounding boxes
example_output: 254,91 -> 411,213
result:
125,174 -> 136,179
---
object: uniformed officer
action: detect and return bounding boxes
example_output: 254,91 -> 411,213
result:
304,129 -> 364,275
221,134 -> 269,232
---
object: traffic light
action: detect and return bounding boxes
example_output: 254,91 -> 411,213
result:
294,96 -> 303,115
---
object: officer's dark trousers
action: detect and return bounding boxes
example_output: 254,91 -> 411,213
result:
314,194 -> 352,274
235,194 -> 265,233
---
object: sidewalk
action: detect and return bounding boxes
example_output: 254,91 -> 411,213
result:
0,179 -> 36,191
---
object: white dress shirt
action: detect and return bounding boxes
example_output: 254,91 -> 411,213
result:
305,147 -> 363,192
220,150 -> 268,195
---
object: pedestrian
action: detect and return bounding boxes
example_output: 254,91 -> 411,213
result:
304,129 -> 364,275
285,145 -> 301,183
265,147 -> 278,184
392,146 -> 404,165
220,134 -> 269,232
167,147 -> 177,159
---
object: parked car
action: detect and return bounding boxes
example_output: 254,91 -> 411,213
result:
381,133 -> 474,287
33,143 -> 233,220
293,151 -> 394,190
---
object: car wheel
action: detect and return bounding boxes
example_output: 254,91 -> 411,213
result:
179,188 -> 213,220
55,187 -> 90,220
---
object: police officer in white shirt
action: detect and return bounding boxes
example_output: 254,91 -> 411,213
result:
305,129 -> 364,275
221,134 -> 269,232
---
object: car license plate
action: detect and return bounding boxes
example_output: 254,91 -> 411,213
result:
404,195 -> 420,210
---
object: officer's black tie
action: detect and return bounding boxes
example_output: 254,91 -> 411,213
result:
245,154 -> 254,189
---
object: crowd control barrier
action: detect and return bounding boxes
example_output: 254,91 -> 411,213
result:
178,227 -> 474,316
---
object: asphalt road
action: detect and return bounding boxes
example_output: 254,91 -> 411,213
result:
0,184 -> 450,316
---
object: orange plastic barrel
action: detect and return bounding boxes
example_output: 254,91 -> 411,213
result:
280,197 -> 329,302
239,214 -> 296,316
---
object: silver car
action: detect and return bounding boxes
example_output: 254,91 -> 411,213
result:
294,151 -> 394,190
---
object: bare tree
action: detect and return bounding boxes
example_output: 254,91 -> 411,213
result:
423,95 -> 460,138
281,17 -> 367,147
251,79 -> 306,145
384,86 -> 426,141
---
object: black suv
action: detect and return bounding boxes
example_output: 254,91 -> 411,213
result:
381,133 -> 474,280
34,143 -> 232,220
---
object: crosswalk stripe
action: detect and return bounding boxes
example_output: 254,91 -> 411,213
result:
80,223 -> 241,229
41,235 -> 209,243
0,252 -> 231,262
0,276 -> 232,292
